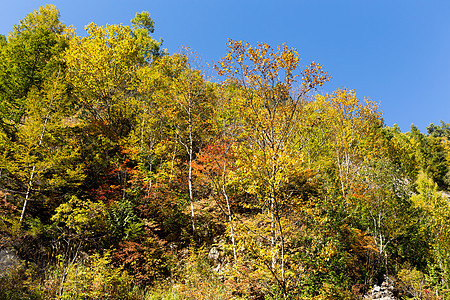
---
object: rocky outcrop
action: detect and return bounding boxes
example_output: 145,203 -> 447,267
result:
364,276 -> 397,300
0,249 -> 21,275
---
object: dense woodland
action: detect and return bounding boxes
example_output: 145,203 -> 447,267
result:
1,5 -> 450,300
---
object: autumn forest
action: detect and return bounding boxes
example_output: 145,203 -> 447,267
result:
1,5 -> 450,300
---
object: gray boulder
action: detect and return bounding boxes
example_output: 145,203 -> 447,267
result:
364,276 -> 397,300
0,249 -> 21,275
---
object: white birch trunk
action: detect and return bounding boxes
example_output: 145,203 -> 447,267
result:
20,69 -> 60,223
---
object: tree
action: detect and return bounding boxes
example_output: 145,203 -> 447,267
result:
153,53 -> 215,234
411,171 -> 450,292
315,89 -> 381,203
0,4 -> 67,140
216,39 -> 329,297
409,123 -> 450,190
66,23 -> 137,138
0,5 -> 82,225
65,12 -> 161,139
131,11 -> 163,62
64,16 -> 163,221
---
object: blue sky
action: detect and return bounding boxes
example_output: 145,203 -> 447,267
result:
1,0 -> 449,132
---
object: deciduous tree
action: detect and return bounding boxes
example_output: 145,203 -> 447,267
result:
216,39 -> 329,297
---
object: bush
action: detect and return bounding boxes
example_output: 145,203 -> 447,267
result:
0,263 -> 44,300
44,251 -> 136,299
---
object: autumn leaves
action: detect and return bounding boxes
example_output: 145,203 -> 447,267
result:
4,6 -> 450,298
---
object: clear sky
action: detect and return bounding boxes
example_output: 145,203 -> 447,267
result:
1,0 -> 449,132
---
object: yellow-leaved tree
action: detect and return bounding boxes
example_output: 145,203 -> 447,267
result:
411,171 -> 450,292
216,39 -> 329,297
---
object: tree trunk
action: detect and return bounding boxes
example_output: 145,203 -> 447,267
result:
188,104 -> 195,233
222,150 -> 237,263
20,69 -> 60,223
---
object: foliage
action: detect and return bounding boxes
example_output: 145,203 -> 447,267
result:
215,39 -> 330,297
0,262 -> 44,300
1,5 -> 450,300
113,236 -> 170,285
397,267 -> 426,299
0,4 -> 68,140
171,247 -> 233,300
44,251 -> 136,299
52,195 -> 107,236
411,171 -> 450,294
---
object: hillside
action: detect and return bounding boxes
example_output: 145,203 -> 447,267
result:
1,5 -> 450,300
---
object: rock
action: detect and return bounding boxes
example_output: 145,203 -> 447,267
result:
0,249 -> 21,275
213,262 -> 222,273
364,276 -> 397,300
208,246 -> 220,262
